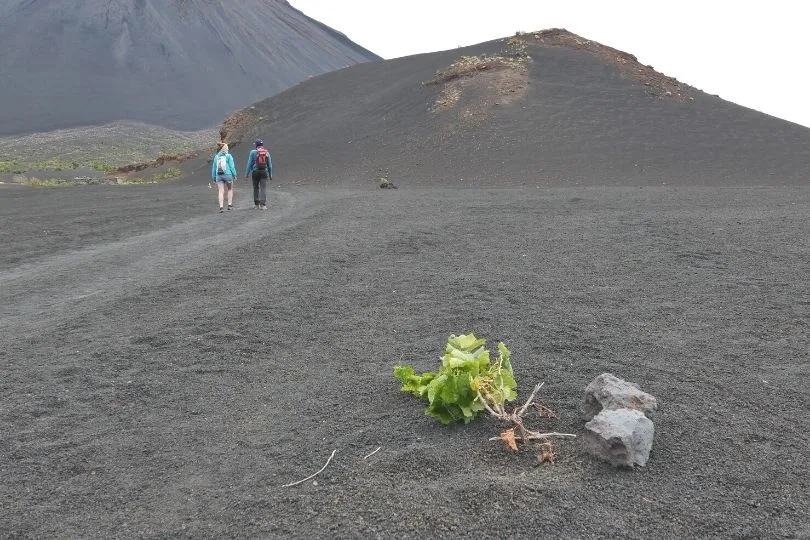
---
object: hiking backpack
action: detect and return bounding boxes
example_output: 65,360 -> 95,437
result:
217,154 -> 228,174
255,147 -> 268,170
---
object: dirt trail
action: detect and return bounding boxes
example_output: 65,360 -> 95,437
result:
0,190 -> 302,336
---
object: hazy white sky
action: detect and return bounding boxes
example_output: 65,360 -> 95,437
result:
290,0 -> 810,129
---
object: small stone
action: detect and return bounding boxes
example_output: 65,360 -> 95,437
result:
584,409 -> 654,467
584,373 -> 657,420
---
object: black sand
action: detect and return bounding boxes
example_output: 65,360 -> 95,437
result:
1,28 -> 809,539
1,183 -> 808,538
224,31 -> 810,188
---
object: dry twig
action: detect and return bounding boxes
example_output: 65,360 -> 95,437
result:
363,447 -> 382,460
479,381 -> 575,448
282,449 -> 337,488
516,382 -> 545,417
488,432 -> 577,442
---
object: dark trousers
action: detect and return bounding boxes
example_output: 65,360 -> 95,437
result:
252,170 -> 269,205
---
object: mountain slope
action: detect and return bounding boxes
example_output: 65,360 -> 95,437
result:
0,0 -> 379,135
219,29 -> 810,187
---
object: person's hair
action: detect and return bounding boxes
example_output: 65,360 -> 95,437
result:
217,142 -> 229,153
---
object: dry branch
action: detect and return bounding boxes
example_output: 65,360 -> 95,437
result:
282,449 -> 337,488
479,381 -> 575,448
363,447 -> 382,460
488,432 -> 577,442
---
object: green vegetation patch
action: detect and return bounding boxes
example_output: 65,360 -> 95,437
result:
150,167 -> 182,182
84,160 -> 117,173
0,122 -> 217,173
13,175 -> 75,188
23,158 -> 116,173
0,160 -> 25,174
27,158 -> 80,171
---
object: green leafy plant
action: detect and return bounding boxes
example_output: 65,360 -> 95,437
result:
395,333 -> 516,424
395,333 -> 575,451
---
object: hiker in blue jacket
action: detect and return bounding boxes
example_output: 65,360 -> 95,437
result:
244,139 -> 273,210
211,142 -> 237,212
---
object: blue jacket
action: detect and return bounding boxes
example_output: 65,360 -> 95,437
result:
211,151 -> 237,180
245,147 -> 273,177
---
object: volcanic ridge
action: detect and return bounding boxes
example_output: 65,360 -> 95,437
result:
211,29 -> 810,187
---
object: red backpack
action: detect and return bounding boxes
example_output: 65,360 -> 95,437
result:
255,147 -> 268,170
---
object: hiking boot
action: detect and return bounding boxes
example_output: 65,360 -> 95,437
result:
260,205 -> 268,211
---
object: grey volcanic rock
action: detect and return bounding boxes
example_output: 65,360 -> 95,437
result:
584,373 -> 658,420
584,409 -> 655,468
0,0 -> 379,135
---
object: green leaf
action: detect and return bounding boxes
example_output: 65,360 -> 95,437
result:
394,365 -> 435,397
394,365 -> 415,382
449,333 -> 487,352
440,374 -> 460,403
394,365 -> 419,393
426,373 -> 447,403
426,403 -> 454,425
459,403 -> 474,417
